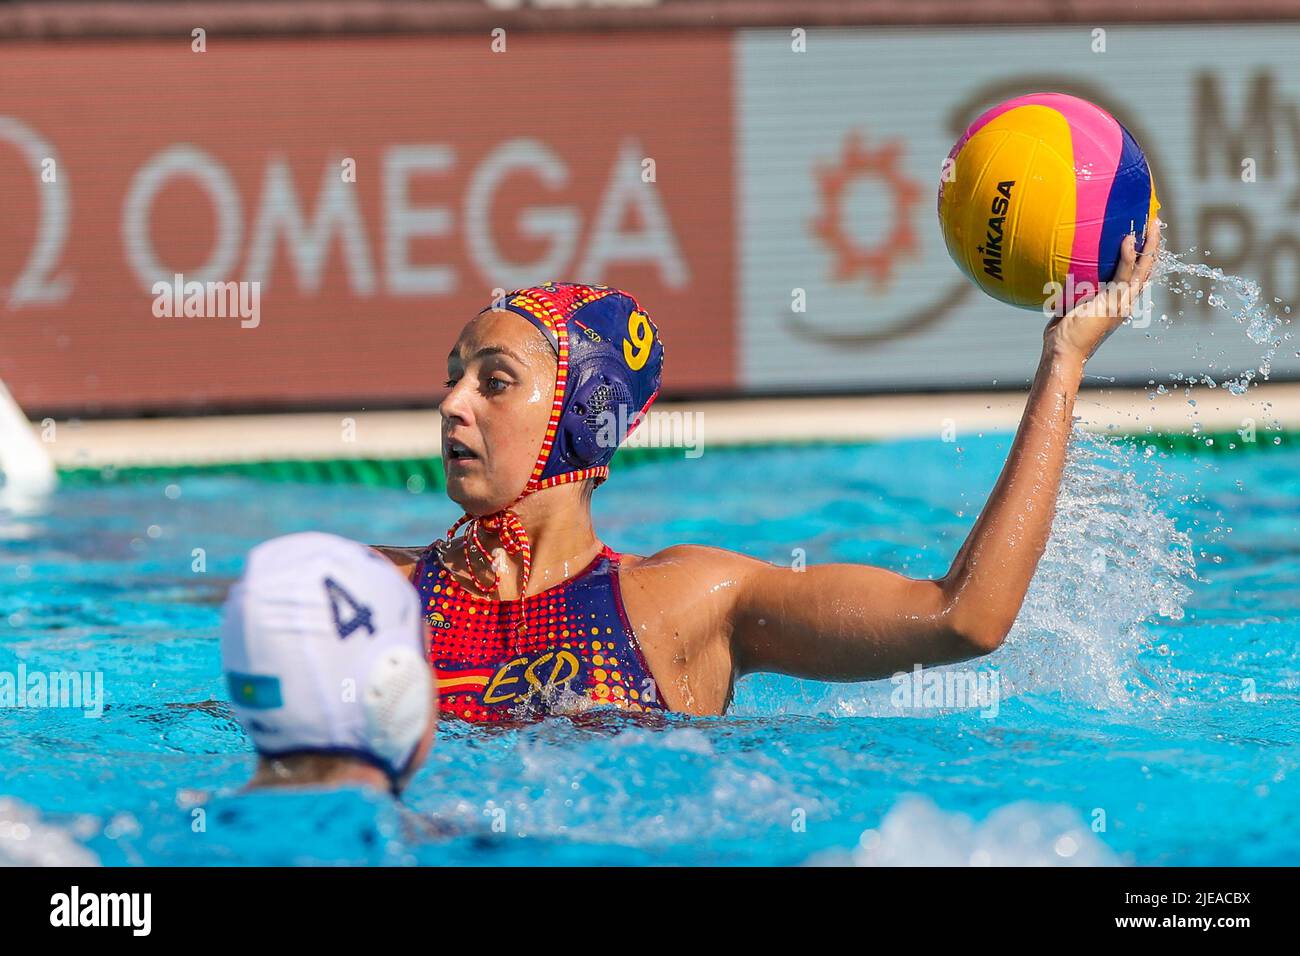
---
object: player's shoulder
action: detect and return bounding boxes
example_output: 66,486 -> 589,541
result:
618,543 -> 770,587
369,544 -> 429,581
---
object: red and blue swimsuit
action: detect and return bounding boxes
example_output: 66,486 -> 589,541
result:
412,543 -> 669,723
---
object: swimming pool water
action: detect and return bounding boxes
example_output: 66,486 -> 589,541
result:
1,430 -> 1297,865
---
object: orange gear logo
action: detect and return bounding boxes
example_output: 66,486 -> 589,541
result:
811,132 -> 922,287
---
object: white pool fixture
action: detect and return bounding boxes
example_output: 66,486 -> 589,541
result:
0,378 -> 56,496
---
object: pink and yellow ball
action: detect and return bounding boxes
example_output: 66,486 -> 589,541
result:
937,92 -> 1160,313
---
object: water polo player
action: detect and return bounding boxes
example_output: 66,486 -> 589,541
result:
376,231 -> 1160,722
223,532 -> 438,793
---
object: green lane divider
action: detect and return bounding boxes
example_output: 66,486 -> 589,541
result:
51,428 -> 1293,490
1119,428 -> 1292,455
53,441 -> 782,490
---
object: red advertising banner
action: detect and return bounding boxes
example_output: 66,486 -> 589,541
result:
0,34 -> 735,415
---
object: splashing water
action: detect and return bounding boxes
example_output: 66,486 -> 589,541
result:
0,796 -> 100,866
998,432 -> 1197,708
1152,247 -> 1290,395
803,794 -> 1120,866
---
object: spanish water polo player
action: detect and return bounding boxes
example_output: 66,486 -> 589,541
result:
376,223 -> 1159,722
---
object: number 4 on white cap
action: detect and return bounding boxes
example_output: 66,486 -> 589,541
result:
324,577 -> 375,639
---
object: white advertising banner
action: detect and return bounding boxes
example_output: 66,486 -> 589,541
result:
738,26 -> 1300,391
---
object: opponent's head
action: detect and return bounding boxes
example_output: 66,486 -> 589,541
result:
221,532 -> 436,796
440,283 -> 664,517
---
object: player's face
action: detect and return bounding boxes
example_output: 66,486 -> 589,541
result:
439,311 -> 557,514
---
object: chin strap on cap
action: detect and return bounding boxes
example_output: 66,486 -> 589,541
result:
446,504 -> 532,595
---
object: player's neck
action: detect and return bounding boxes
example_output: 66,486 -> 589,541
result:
466,483 -> 601,598
248,754 -> 391,795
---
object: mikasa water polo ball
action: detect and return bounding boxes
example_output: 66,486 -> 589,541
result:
937,92 -> 1160,313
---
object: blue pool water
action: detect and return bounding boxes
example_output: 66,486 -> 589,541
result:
1,429 -> 1297,865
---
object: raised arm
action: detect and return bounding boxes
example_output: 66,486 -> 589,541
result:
729,221 -> 1162,681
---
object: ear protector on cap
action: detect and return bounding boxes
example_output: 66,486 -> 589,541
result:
495,283 -> 664,486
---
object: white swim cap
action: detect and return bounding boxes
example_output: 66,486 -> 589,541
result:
221,532 -> 433,787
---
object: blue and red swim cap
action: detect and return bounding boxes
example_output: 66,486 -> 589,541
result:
446,282 -> 664,595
